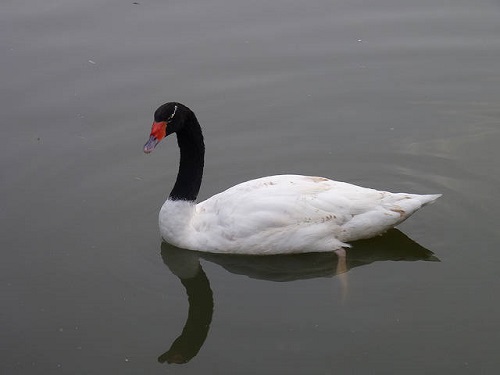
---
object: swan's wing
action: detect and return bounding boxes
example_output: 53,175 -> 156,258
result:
196,175 -> 351,227
192,175 -> 439,253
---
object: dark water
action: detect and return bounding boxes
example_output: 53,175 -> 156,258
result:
2,0 -> 500,373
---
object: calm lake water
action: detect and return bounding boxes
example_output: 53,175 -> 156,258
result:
2,0 -> 500,373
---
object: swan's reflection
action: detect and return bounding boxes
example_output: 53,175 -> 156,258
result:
157,259 -> 213,364
158,229 -> 438,364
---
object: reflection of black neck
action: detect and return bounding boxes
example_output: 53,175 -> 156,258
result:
169,112 -> 205,202
158,266 -> 214,364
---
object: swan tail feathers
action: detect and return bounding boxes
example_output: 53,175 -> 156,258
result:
416,194 -> 442,207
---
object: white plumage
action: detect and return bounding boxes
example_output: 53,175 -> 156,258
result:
159,174 -> 440,254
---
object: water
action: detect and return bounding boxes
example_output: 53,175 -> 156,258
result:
2,0 -> 500,373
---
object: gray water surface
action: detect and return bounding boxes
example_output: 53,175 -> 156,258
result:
2,0 -> 500,374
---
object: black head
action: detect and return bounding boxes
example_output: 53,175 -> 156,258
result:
144,102 -> 191,153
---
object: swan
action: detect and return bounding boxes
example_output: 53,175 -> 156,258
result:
144,102 -> 440,255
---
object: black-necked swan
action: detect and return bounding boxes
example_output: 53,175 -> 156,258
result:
144,102 -> 441,255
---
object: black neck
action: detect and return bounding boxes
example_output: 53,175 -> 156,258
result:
169,112 -> 205,201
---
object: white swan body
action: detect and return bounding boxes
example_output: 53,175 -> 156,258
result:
145,102 -> 441,255
159,174 -> 440,254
